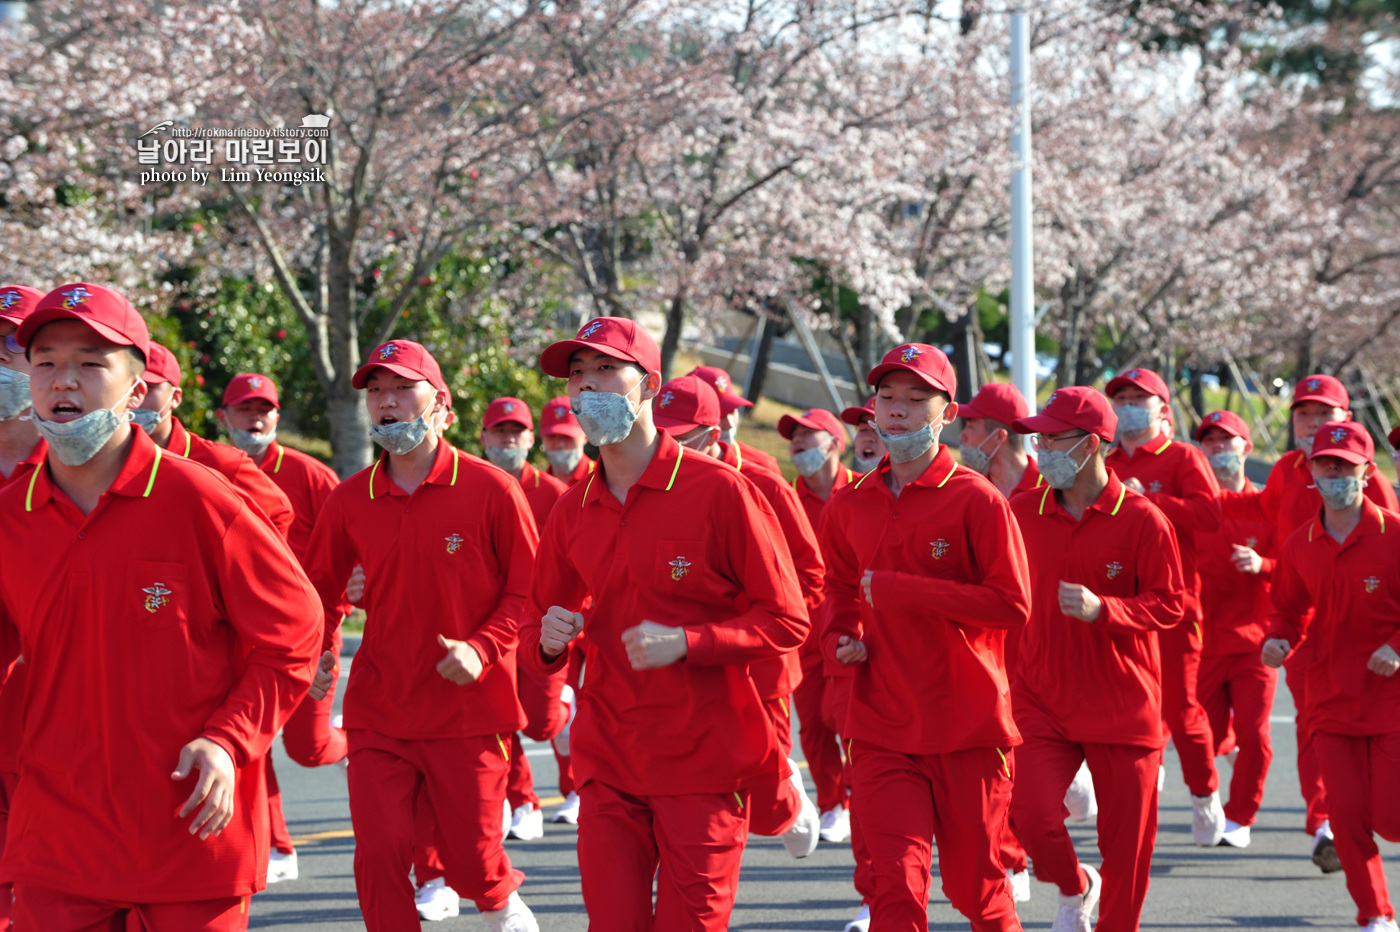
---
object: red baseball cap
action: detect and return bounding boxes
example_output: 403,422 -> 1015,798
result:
142,342 -> 182,387
1309,421 -> 1373,465
867,343 -> 957,398
778,407 -> 847,452
841,395 -> 876,426
0,286 -> 43,326
18,282 -> 150,361
539,395 -> 584,439
483,397 -> 533,431
653,375 -> 721,435
352,339 -> 448,395
1195,409 -> 1250,443
1105,367 -> 1170,402
960,382 -> 1030,425
1388,425 -> 1400,451
540,317 -> 661,379
1013,386 -> 1117,443
223,373 -> 280,408
688,365 -> 754,415
1292,374 -> 1349,412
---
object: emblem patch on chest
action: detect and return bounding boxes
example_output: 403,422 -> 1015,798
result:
142,583 -> 171,613
1244,536 -> 1258,549
1365,576 -> 1381,594
930,538 -> 949,560
1148,481 -> 1163,494
1106,562 -> 1123,580
445,534 -> 464,555
669,557 -> 692,581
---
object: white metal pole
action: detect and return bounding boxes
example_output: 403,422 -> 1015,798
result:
1009,10 -> 1036,421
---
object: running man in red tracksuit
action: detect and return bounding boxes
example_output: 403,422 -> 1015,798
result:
842,395 -> 887,474
1102,368 -> 1225,846
302,339 -> 541,932
958,380 -> 1041,904
479,396 -> 571,842
1194,410 -> 1278,849
1262,421 -> 1400,932
821,343 -> 1031,932
1009,387 -> 1185,932
0,285 -> 49,932
0,283 -> 321,931
520,317 -> 809,931
653,373 -> 823,858
1219,374 -> 1398,872
540,395 -> 596,485
689,364 -> 782,475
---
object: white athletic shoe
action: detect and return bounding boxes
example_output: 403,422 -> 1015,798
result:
1219,818 -> 1251,848
1226,745 -> 1240,768
416,877 -> 462,921
552,791 -> 581,825
820,805 -> 852,843
552,685 -> 576,758
265,849 -> 298,884
1157,764 -> 1165,792
509,804 -> 545,841
1364,917 -> 1399,932
1051,863 -> 1101,932
1064,762 -> 1097,822
1313,821 -> 1343,873
331,714 -> 344,729
780,762 -> 820,858
1007,867 -> 1031,903
480,890 -> 539,932
843,903 -> 871,932
502,799 -> 512,839
1191,791 -> 1227,847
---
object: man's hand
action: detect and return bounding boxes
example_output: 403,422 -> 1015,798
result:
1368,643 -> 1400,677
1058,581 -> 1102,622
540,606 -> 585,659
1123,477 -> 1145,494
1261,638 -> 1290,668
172,738 -> 236,840
345,564 -> 366,605
1230,545 -> 1263,575
306,649 -> 338,701
836,635 -> 868,665
861,570 -> 874,607
621,620 -> 687,670
436,635 -> 484,684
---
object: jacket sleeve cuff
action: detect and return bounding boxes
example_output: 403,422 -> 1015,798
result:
683,627 -> 713,665
202,732 -> 246,769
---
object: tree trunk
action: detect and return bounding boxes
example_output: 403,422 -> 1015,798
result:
1291,331 -> 1315,449
660,291 -> 686,380
747,310 -> 778,402
327,392 -> 373,478
1189,367 -> 1206,420
327,239 -> 372,476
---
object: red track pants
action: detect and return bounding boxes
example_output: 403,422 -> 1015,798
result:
11,886 -> 248,932
1285,651 -> 1330,834
282,627 -> 347,769
1198,651 -> 1276,825
793,655 -> 847,814
749,696 -> 801,837
1314,732 -> 1400,925
850,740 -> 1020,932
0,771 -> 15,932
1160,614 -> 1218,797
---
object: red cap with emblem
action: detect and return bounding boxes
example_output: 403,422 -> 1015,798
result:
1104,367 -> 1170,402
540,317 -> 661,379
1388,425 -> 1400,451
18,282 -> 150,361
539,395 -> 584,439
778,407 -> 848,452
1309,420 -> 1373,465
0,286 -> 43,326
483,396 -> 533,431
223,373 -> 280,408
1292,373 -> 1349,412
960,382 -> 1030,425
841,395 -> 876,426
141,342 -> 182,386
866,343 -> 957,398
653,375 -> 721,436
1194,409 -> 1250,443
352,340 -> 449,395
1013,386 -> 1117,444
688,365 -> 754,415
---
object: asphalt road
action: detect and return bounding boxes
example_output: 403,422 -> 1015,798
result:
250,659 -> 1398,930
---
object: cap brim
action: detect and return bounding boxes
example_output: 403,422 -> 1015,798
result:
539,422 -> 584,438
223,390 -> 280,409
1105,376 -> 1168,401
1309,448 -> 1371,465
18,307 -> 140,355
352,361 -> 435,390
866,362 -> 951,393
1291,393 -> 1346,411
1013,413 -> 1081,436
484,415 -> 532,430
717,393 -> 754,414
540,339 -> 650,379
655,417 -> 705,436
1193,422 -> 1243,442
141,369 -> 174,386
777,413 -> 826,440
840,407 -> 874,426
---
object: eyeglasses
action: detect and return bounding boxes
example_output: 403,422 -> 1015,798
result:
3,334 -> 21,355
1031,431 -> 1090,452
